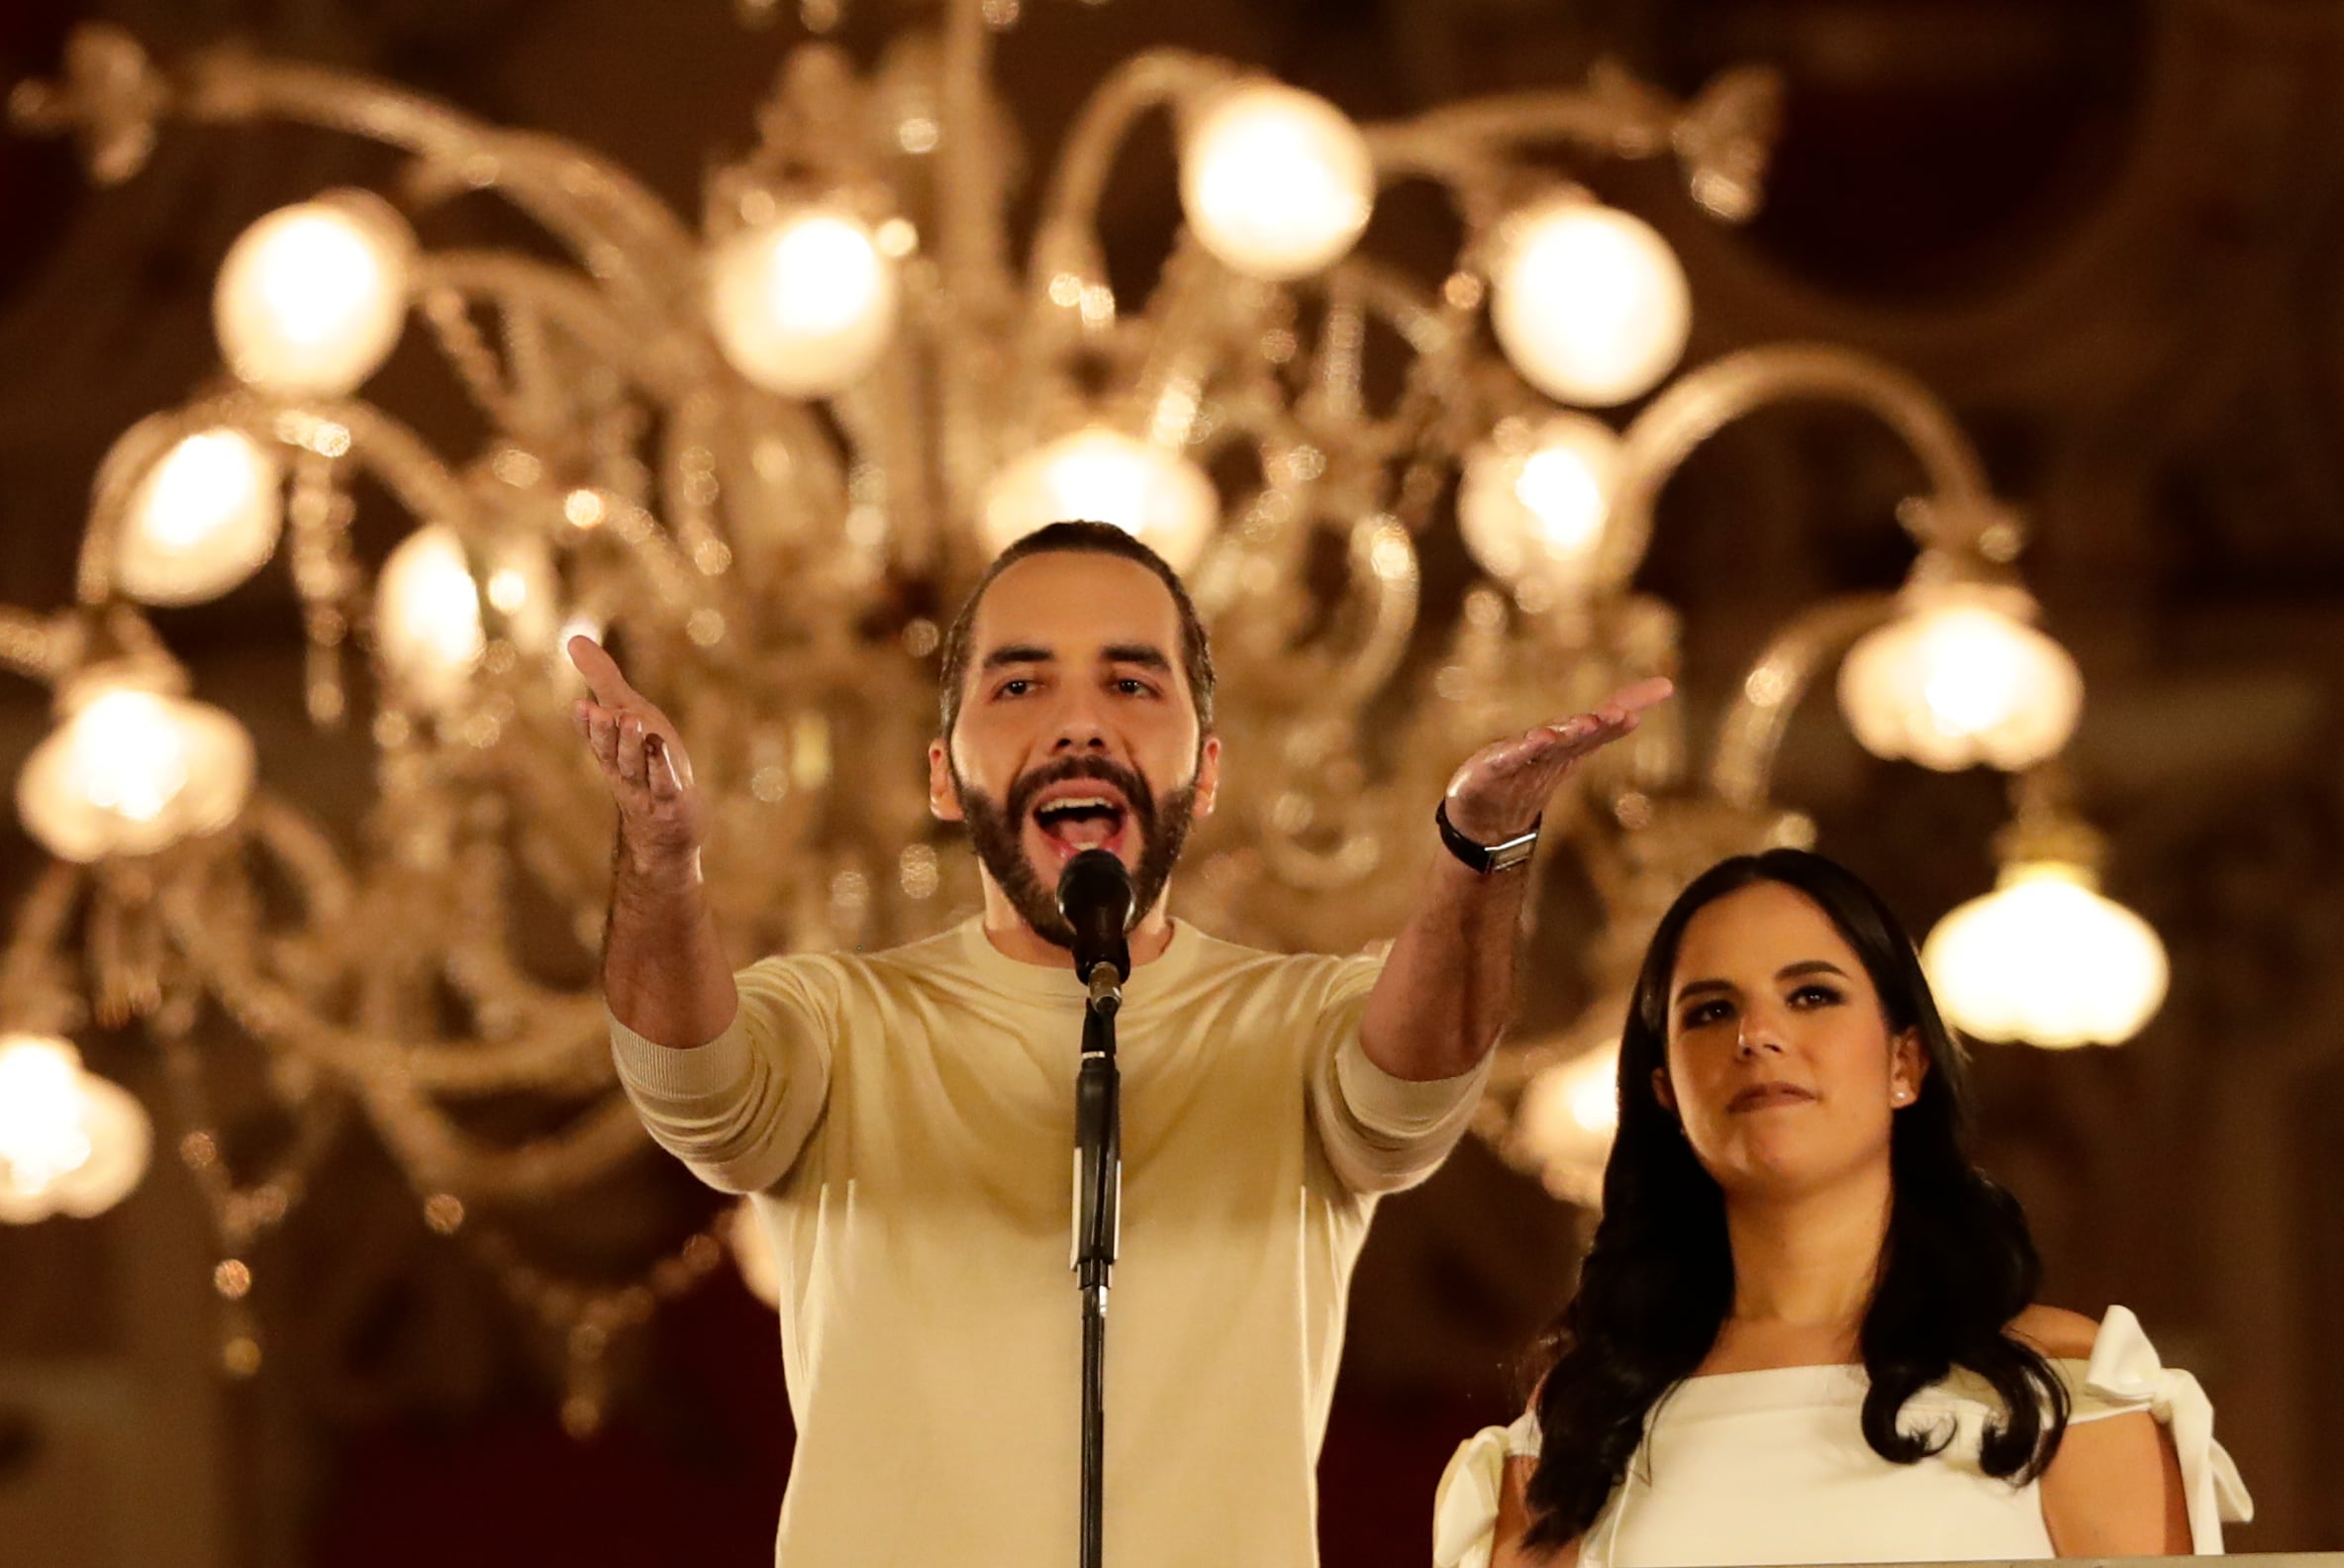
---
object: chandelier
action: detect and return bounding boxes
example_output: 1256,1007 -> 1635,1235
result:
2,3 -> 2168,1422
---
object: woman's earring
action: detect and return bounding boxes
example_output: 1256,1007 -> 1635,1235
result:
1891,1086 -> 1910,1105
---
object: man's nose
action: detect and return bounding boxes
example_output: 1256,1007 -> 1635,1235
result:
1048,688 -> 1112,753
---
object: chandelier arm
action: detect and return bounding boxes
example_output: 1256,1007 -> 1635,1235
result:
155,1017 -> 350,1252
1251,809 -> 1394,892
1591,343 -> 2001,597
244,794 -> 356,922
1026,48 -> 1225,306
1707,594 -> 1901,812
936,0 -> 1018,298
581,496 -> 731,631
1287,257 -> 1474,457
0,606 -> 69,684
75,394 -> 475,605
412,251 -> 722,407
168,45 -> 700,305
832,359 -> 940,574
656,390 -> 747,588
1125,237 -> 1240,448
364,1078 -> 648,1201
927,0 -> 1026,500
1323,518 -> 1422,709
1363,69 -> 1691,165
159,872 -> 614,1093
440,838 -> 576,1017
0,861 -> 89,1034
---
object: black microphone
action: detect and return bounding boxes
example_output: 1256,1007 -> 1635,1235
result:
1056,848 -> 1133,1005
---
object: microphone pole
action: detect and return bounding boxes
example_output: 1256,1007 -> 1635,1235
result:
1056,848 -> 1130,1568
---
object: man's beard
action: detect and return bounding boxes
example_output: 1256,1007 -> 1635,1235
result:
954,754 -> 1198,950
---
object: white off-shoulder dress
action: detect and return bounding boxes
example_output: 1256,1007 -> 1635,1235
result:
1433,1307 -> 2252,1567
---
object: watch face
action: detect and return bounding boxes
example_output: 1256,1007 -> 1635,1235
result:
1489,837 -> 1538,871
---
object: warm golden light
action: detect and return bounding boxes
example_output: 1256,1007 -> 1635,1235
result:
1838,595 -> 2084,772
17,683 -> 256,861
213,191 -> 415,397
1491,196 -> 1692,407
1514,1038 -> 1620,1207
117,429 -> 285,605
981,427 -> 1220,571
1457,413 -> 1620,597
1923,862 -> 2168,1047
1180,81 -> 1375,282
0,1033 -> 153,1224
375,525 -> 485,708
708,210 -> 899,397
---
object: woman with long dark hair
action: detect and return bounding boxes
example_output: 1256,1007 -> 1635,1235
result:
1433,849 -> 2250,1566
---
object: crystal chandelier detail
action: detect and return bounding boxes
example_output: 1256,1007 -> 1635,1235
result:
4,4 -> 2164,1419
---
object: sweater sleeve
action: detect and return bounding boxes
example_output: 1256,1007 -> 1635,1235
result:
1306,954 -> 1494,1195
608,954 -> 836,1195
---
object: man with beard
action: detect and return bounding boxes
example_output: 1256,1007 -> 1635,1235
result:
572,522 -> 1667,1568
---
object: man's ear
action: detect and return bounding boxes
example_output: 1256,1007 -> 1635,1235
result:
928,737 -> 964,823
1651,1067 -> 1677,1114
1191,734 -> 1223,820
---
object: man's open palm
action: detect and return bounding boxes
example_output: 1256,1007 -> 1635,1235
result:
568,636 -> 703,864
1442,676 -> 1675,844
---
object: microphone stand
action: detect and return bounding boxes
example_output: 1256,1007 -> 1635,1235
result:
1071,957 -> 1122,1568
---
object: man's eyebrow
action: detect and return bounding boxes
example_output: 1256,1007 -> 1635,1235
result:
979,643 -> 1055,671
1102,643 -> 1173,672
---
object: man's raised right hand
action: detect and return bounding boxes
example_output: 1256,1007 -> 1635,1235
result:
569,635 -> 704,872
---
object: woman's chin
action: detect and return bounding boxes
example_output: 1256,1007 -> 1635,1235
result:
1703,1133 -> 1881,1201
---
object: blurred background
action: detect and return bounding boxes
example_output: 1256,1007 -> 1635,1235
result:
0,1 -> 2339,1565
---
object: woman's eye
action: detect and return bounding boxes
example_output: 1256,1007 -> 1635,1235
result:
1680,1000 -> 1731,1029
1790,983 -> 1844,1008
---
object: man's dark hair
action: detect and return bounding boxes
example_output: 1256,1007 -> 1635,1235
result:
936,521 -> 1217,740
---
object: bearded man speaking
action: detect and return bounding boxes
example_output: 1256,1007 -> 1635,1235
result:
571,522 -> 1667,1567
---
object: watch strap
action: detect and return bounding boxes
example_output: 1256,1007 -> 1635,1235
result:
1435,800 -> 1540,874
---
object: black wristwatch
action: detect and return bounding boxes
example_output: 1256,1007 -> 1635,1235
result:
1435,800 -> 1541,874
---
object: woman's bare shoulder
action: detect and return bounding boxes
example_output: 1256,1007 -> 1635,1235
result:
2007,1303 -> 2101,1359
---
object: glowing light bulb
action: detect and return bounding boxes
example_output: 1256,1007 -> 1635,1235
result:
1838,596 -> 2084,772
214,192 -> 416,397
0,1038 -> 93,1197
1180,81 -> 1375,281
0,1034 -> 153,1224
982,427 -> 1221,572
17,683 -> 256,861
1457,414 -> 1621,596
1514,1037 -> 1621,1207
1490,196 -> 1692,407
376,525 -> 485,708
117,430 -> 285,605
1923,862 -> 2168,1046
708,210 -> 899,397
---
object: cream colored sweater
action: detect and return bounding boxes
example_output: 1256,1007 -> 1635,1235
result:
610,916 -> 1489,1568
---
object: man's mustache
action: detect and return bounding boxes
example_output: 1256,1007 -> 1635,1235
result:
1005,755 -> 1157,825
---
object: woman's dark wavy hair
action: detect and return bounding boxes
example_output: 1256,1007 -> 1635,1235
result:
1522,848 -> 2068,1549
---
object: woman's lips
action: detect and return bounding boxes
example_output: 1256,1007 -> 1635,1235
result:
1727,1082 -> 1816,1113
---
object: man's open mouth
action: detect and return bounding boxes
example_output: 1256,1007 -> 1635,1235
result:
1029,786 -> 1132,863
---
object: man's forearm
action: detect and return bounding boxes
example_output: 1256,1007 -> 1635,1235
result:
1359,852 -> 1529,1081
603,835 -> 738,1049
